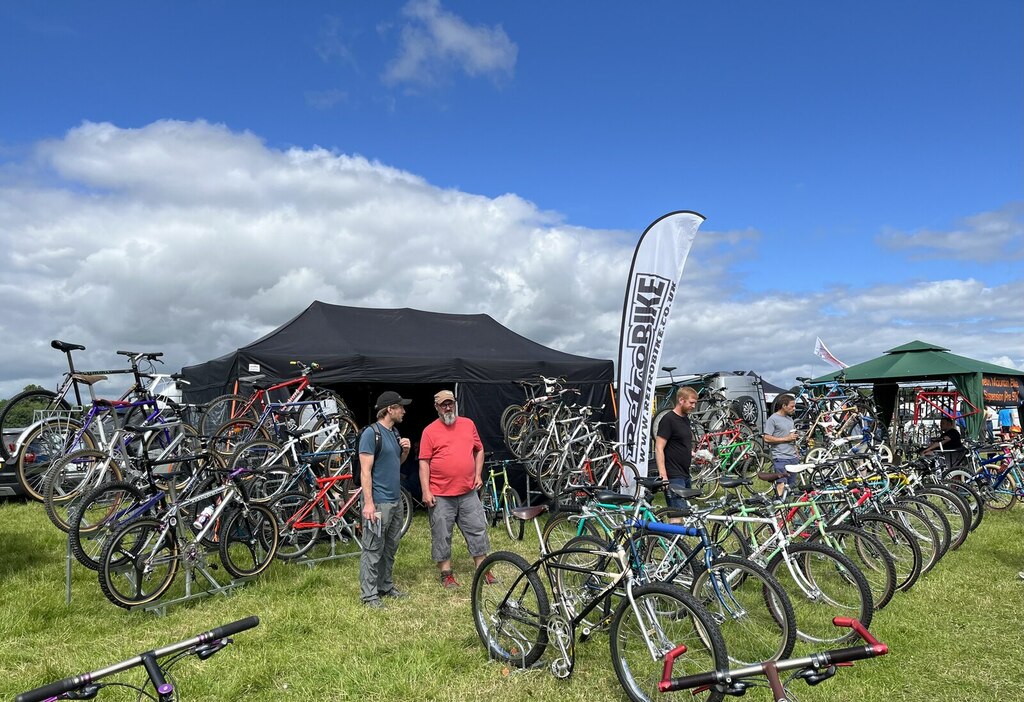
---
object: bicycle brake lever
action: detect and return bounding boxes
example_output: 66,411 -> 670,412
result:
797,665 -> 837,686
195,638 -> 230,660
65,686 -> 101,700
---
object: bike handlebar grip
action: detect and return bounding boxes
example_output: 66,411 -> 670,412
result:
659,669 -> 723,692
205,615 -> 260,641
15,674 -> 84,702
821,643 -> 889,665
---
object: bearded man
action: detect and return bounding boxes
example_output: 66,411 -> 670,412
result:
418,389 -> 491,589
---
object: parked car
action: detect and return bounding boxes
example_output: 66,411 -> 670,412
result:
0,428 -> 28,497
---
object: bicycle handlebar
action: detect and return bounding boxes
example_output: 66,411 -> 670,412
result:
15,617 -> 260,702
658,618 -> 887,693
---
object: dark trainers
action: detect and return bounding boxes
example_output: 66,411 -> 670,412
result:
380,587 -> 409,599
483,571 -> 497,585
363,598 -> 387,610
440,570 -> 461,589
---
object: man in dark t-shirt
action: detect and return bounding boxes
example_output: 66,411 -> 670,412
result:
922,416 -> 963,454
655,386 -> 697,508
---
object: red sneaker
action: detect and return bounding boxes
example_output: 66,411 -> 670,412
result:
483,571 -> 497,585
440,570 -> 460,589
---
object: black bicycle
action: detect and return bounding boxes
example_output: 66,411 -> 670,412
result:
15,616 -> 259,702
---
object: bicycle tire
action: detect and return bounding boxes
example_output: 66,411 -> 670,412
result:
42,449 -> 120,532
397,487 -> 414,537
218,503 -> 279,578
268,491 -> 324,560
609,581 -> 728,702
500,403 -> 524,436
915,487 -> 970,551
690,555 -> 797,665
471,551 -> 550,668
882,504 -> 941,574
940,476 -> 984,530
855,513 -> 922,593
766,542 -> 873,644
900,497 -> 952,558
229,439 -> 297,503
542,510 -> 601,553
982,469 -> 1019,511
552,535 -> 623,632
99,518 -> 180,609
817,525 -> 897,611
0,389 -> 73,460
69,479 -> 149,571
209,418 -> 270,458
199,394 -> 257,437
16,418 -> 97,502
502,487 -> 525,541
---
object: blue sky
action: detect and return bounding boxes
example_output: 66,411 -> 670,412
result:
0,1 -> 1021,394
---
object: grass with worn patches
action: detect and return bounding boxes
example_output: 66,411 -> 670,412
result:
1,499 -> 1023,701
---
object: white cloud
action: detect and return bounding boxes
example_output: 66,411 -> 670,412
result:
876,202 -> 1024,262
1,119 -> 1022,401
383,0 -> 517,89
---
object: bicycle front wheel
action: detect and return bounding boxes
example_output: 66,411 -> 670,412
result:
42,449 -> 117,532
690,555 -> 796,665
218,504 -> 279,578
16,419 -> 96,501
99,518 -> 179,609
69,480 -> 149,571
502,487 -> 524,541
609,582 -> 727,702
767,542 -> 873,644
471,551 -> 549,668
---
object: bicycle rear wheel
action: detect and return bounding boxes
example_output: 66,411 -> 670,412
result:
471,551 -> 549,668
856,513 -> 922,593
819,525 -> 897,611
218,503 -> 279,578
609,582 -> 727,702
99,518 -> 179,609
199,394 -> 257,437
269,491 -> 324,560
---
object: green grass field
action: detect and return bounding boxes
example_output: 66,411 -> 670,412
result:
1,498 -> 1023,701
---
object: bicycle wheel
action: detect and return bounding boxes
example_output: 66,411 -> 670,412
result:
199,394 -> 257,437
210,418 -> 270,458
397,487 -> 414,537
481,483 -> 498,526
218,503 -> 279,578
552,535 -> 623,632
883,505 -> 941,574
69,480 -> 149,571
542,510 -> 600,553
0,389 -> 73,460
609,581 -> 727,702
900,497 -> 951,559
940,477 -> 984,530
268,491 -> 324,560
766,542 -> 873,644
42,449 -> 118,532
690,555 -> 797,665
16,419 -> 97,501
471,551 -> 549,668
984,470 -> 1019,511
915,488 -> 970,551
818,525 -> 897,611
500,403 -> 524,436
502,487 -> 525,541
229,439 -> 296,502
99,518 -> 179,609
856,513 -> 922,593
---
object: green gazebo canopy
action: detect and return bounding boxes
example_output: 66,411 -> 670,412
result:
812,340 -> 1024,438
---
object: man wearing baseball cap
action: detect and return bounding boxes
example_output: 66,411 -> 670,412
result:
419,389 -> 491,589
358,390 -> 412,609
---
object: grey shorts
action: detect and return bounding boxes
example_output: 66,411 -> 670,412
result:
428,491 -> 491,563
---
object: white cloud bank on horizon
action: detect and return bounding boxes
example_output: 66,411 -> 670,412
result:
0,119 -> 1021,399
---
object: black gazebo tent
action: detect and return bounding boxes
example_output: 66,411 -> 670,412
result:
181,301 -> 614,454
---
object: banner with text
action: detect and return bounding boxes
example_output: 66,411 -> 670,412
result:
981,375 -> 1024,406
616,211 -> 705,473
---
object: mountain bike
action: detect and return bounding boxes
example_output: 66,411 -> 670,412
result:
14,616 -> 259,702
480,458 -> 525,540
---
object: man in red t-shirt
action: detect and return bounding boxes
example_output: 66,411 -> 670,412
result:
418,389 -> 491,589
